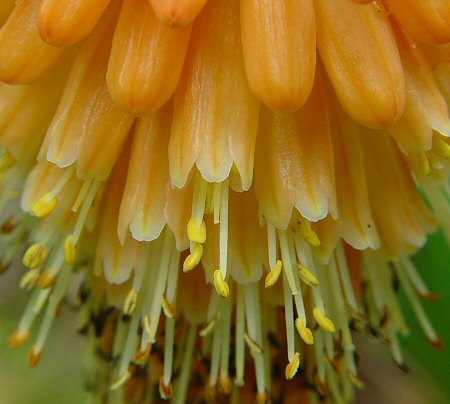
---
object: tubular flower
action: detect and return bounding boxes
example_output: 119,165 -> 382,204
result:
0,0 -> 449,403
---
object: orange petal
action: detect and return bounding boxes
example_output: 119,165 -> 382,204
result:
0,0 -> 64,84
314,0 -> 405,128
107,0 -> 191,114
240,0 -> 316,111
38,0 -> 111,46
39,3 -> 134,181
0,0 -> 15,26
388,27 -> 450,153
149,0 -> 208,27
169,0 -> 259,188
384,0 -> 450,45
361,132 -> 436,258
118,104 -> 172,243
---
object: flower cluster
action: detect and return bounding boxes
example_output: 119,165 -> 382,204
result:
0,0 -> 449,402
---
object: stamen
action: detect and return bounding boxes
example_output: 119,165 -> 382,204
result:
213,182 -> 222,223
63,235 -> 77,265
313,307 -> 336,333
71,178 -> 93,212
123,288 -> 139,315
199,316 -> 218,337
162,310 -> 176,397
295,317 -> 314,345
294,218 -> 321,247
394,263 -> 441,346
187,217 -> 206,244
213,269 -> 229,299
266,222 -> 277,269
219,179 -> 229,279
110,370 -> 131,390
172,325 -> 197,403
182,242 -> 203,272
30,193 -> 57,218
278,230 -> 298,294
285,352 -> 300,380
244,333 -> 263,354
0,150 -> 14,172
72,181 -> 101,242
418,153 -> 431,176
298,263 -> 319,287
264,260 -> 282,288
234,284 -> 245,386
20,269 -> 40,290
162,295 -> 176,318
433,137 -> 450,159
282,273 -> 295,362
22,243 -> 48,269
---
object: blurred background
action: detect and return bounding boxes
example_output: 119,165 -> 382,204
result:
0,231 -> 448,404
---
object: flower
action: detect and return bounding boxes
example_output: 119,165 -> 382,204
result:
0,0 -> 449,402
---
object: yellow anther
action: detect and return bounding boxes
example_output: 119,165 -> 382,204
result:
38,270 -> 58,289
313,307 -> 336,333
22,243 -> 48,269
30,193 -> 57,218
20,269 -> 40,290
418,153 -> 431,176
285,352 -> 300,380
162,295 -> 176,318
218,375 -> 233,395
297,264 -> 319,288
182,243 -> 203,272
295,317 -> 314,345
433,138 -> 450,159
187,217 -> 206,243
244,333 -> 263,355
347,372 -> 366,389
110,370 -> 131,390
299,226 -> 320,247
123,289 -> 139,315
159,376 -> 173,400
213,269 -> 229,299
64,235 -> 77,265
0,150 -> 14,172
265,260 -> 282,288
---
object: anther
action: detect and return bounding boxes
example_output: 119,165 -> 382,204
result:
143,316 -> 152,336
433,138 -> 450,159
313,307 -> 336,333
0,150 -> 14,172
295,317 -> 314,345
134,344 -> 151,364
347,372 -> 366,389
298,264 -> 319,287
38,270 -> 58,289
64,235 -> 77,265
187,217 -> 206,244
295,220 -> 321,247
265,260 -> 282,288
9,329 -> 30,348
213,269 -> 229,299
418,153 -> 431,176
183,243 -> 203,272
20,269 -> 40,290
199,317 -> 218,337
285,352 -> 301,380
162,296 -> 176,318
110,370 -> 131,390
28,346 -> 42,367
30,193 -> 57,218
159,376 -> 173,400
123,289 -> 139,315
22,243 -> 48,269
244,333 -> 263,355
